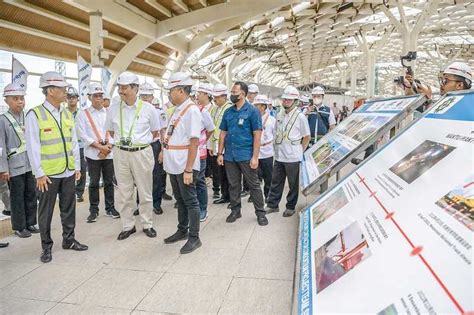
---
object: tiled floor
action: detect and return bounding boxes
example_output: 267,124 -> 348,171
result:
0,180 -> 320,315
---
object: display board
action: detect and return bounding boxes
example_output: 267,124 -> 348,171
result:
301,95 -> 426,196
295,90 -> 474,314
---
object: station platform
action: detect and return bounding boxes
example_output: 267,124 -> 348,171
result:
0,181 -> 319,314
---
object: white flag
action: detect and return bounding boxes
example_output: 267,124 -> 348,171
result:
77,53 -> 92,108
12,56 -> 29,90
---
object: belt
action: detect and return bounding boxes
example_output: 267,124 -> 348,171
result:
117,145 -> 149,152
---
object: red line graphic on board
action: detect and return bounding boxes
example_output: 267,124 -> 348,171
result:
356,172 -> 466,314
463,182 -> 474,188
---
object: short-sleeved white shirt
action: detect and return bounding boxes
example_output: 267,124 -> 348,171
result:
259,113 -> 276,159
105,98 -> 160,145
163,98 -> 202,175
274,107 -> 310,163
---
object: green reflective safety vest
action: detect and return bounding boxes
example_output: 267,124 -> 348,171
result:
210,102 -> 232,142
32,104 -> 75,176
2,111 -> 26,159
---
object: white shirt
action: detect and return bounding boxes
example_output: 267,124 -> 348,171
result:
152,107 -> 167,142
259,113 -> 276,159
274,107 -> 310,163
105,98 -> 160,145
200,108 -> 215,152
76,106 -> 113,160
25,101 -> 80,178
163,98 -> 202,175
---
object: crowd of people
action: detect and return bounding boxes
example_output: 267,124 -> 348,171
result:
0,60 -> 471,260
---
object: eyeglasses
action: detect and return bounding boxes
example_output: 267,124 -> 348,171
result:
438,77 -> 462,87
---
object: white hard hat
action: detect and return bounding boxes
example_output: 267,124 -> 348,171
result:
197,82 -> 214,95
139,82 -> 154,95
212,83 -> 228,97
190,84 -> 197,96
3,83 -> 26,97
299,94 -> 310,103
281,86 -> 299,100
265,98 -> 273,106
165,72 -> 193,89
254,94 -> 269,105
67,86 -> 79,96
39,71 -> 69,88
117,71 -> 139,85
444,62 -> 472,82
311,86 -> 325,95
88,82 -> 105,95
248,84 -> 259,94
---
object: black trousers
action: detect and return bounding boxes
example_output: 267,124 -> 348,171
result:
169,171 -> 200,238
152,141 -> 164,208
38,175 -> 76,250
218,164 -> 230,200
75,148 -> 86,197
208,155 -> 220,194
225,161 -> 265,215
86,158 -> 115,214
267,161 -> 300,210
205,150 -> 213,178
259,157 -> 274,199
9,171 -> 37,231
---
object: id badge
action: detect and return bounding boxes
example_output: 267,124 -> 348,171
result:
238,118 -> 244,126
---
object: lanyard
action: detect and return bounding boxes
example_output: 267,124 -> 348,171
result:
85,108 -> 109,142
164,102 -> 196,146
119,100 -> 143,139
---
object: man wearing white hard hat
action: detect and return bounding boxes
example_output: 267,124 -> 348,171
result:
105,71 -> 160,241
209,83 -> 231,205
247,84 -> 259,104
139,82 -> 169,215
25,71 -> 88,263
0,83 -> 38,238
195,82 -> 216,222
253,94 -> 276,201
76,83 -> 119,223
308,86 -> 336,144
66,86 -> 87,202
439,62 -> 472,95
161,72 -> 202,254
265,86 -> 310,217
299,94 -> 310,113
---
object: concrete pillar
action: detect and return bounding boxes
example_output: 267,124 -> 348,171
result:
340,68 -> 347,89
367,52 -> 376,98
89,11 -> 106,67
350,64 -> 358,96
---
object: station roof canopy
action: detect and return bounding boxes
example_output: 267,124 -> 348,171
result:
0,0 -> 472,95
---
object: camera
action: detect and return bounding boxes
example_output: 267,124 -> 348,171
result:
119,137 -> 131,146
394,51 -> 423,92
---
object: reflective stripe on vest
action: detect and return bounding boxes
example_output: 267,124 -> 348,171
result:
3,111 -> 26,159
32,104 -> 75,176
211,102 -> 231,142
275,107 -> 301,145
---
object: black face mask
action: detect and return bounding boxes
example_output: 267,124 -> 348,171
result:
230,94 -> 240,104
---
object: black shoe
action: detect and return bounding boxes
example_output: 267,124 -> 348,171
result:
153,207 -> 163,215
40,249 -> 52,263
180,237 -> 202,254
15,229 -> 32,238
227,204 -> 232,209
283,209 -> 296,217
62,239 -> 88,251
164,230 -> 188,244
86,213 -> 98,223
265,206 -> 279,214
240,190 -> 250,197
77,195 -> 84,202
106,209 -> 120,219
27,226 -> 40,233
213,198 -> 230,204
162,192 -> 173,201
143,228 -> 157,238
351,158 -> 363,165
226,211 -> 242,223
0,242 -> 9,248
133,209 -> 139,216
247,196 -> 253,203
2,210 -> 11,216
117,226 -> 136,240
212,192 -> 220,199
257,215 -> 268,226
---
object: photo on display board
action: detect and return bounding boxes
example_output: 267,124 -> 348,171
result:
316,145 -> 351,174
351,116 -> 390,143
389,140 -> 456,184
312,187 -> 349,228
314,221 -> 372,293
435,174 -> 474,231
377,303 -> 398,315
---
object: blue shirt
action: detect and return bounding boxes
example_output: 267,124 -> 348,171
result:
220,101 -> 262,162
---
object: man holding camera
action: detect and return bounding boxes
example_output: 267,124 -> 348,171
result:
76,83 -> 119,223
105,72 -> 160,240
